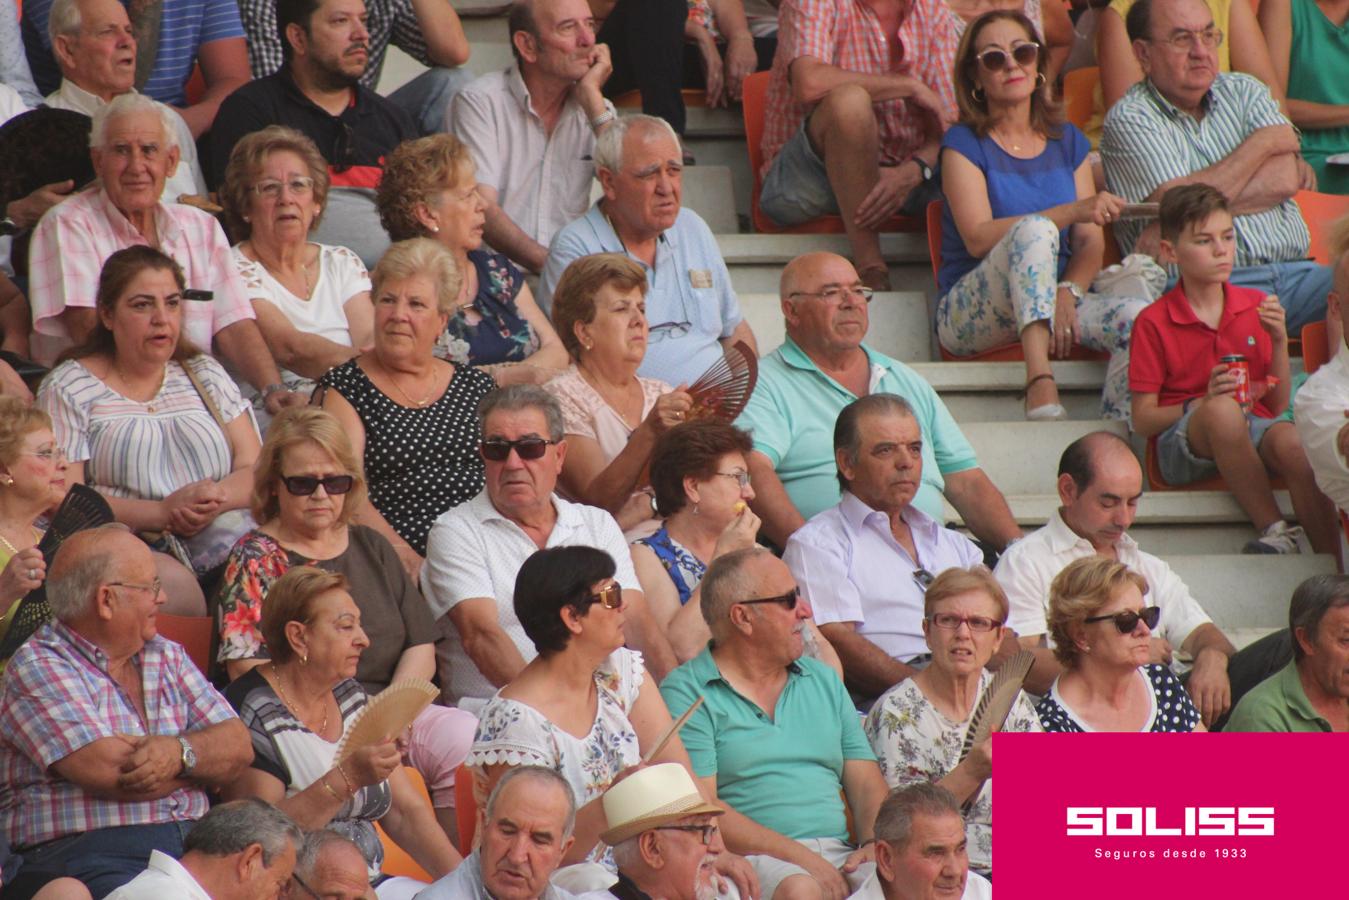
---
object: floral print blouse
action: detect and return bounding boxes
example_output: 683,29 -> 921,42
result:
434,249 -> 540,367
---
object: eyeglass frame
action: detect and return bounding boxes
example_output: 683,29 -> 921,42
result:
480,437 -> 560,461
1148,26 -> 1224,52
107,578 -> 164,597
287,871 -> 320,899
735,586 -> 800,611
280,474 -> 355,496
912,568 -> 935,593
648,320 -> 693,344
20,447 -> 67,462
1083,606 -> 1162,634
974,41 -> 1041,72
654,823 -> 718,845
786,285 -> 875,304
714,470 -> 752,488
584,581 -> 624,611
925,612 -> 1003,633
251,176 -> 316,199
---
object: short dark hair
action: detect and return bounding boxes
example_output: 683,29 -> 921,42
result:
1125,0 -> 1153,43
62,246 -> 200,365
514,546 -> 617,656
508,0 -> 539,67
550,254 -> 649,361
649,423 -> 754,517
1057,431 -> 1134,492
277,0 -> 324,63
833,393 -> 916,491
1159,183 -> 1230,242
1289,574 -> 1349,661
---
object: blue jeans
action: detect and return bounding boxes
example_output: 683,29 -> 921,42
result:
386,66 -> 475,136
6,821 -> 191,899
1227,261 -> 1331,335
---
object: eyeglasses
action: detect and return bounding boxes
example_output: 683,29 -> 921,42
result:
926,612 -> 1002,633
286,872 -> 320,899
1084,606 -> 1161,634
787,286 -> 875,304
108,578 -> 163,597
281,474 -> 355,496
587,581 -> 623,610
480,437 -> 559,461
715,470 -> 751,488
252,176 -> 315,199
736,586 -> 800,610
1151,27 -> 1223,51
22,447 -> 65,462
975,41 -> 1040,72
912,568 -> 935,593
655,824 -> 718,845
649,320 -> 693,344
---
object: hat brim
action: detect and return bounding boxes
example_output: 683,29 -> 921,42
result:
600,800 -> 725,846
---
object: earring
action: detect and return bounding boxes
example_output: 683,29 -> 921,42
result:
1036,72 -> 1047,87
692,501 -> 700,516
242,215 -> 250,223
430,225 -> 440,233
970,85 -> 985,103
301,653 -> 308,666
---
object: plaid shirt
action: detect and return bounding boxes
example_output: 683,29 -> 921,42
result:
0,623 -> 238,848
761,0 -> 960,179
238,0 -> 434,90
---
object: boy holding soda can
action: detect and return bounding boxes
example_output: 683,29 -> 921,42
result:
1128,184 -> 1337,555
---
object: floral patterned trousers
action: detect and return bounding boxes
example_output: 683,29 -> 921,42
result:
936,215 -> 1154,420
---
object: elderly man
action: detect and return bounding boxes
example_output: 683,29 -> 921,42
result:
0,526 -> 253,898
784,394 -> 984,703
290,831 -> 375,900
994,432 -> 1237,721
422,384 -> 677,710
1294,251 -> 1349,515
850,784 -> 992,900
239,0 -> 471,135
26,94 -> 298,413
107,799 -> 301,899
661,547 -> 889,900
418,765 -> 583,900
449,0 -> 614,274
757,0 -> 958,290
1225,575 -> 1349,732
210,0 -> 418,267
537,114 -> 756,387
736,251 -> 1020,553
1101,0 -> 1329,334
44,0 -> 206,203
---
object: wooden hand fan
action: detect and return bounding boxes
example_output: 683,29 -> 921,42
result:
955,650 -> 1035,812
684,341 -> 758,424
335,679 -> 438,764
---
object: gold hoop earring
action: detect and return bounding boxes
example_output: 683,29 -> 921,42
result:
971,86 -> 985,103
1036,72 -> 1047,87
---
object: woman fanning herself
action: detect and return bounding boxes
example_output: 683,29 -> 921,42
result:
864,567 -> 1040,878
222,567 -> 462,883
1037,556 -> 1204,732
937,10 -> 1155,421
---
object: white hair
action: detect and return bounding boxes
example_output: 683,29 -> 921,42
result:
48,0 -> 83,45
593,114 -> 681,174
90,93 -> 180,152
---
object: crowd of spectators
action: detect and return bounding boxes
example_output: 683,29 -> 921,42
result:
2,0 -> 1349,898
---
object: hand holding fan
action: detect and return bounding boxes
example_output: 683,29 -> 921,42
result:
955,649 -> 1035,811
335,679 -> 438,764
684,341 -> 758,424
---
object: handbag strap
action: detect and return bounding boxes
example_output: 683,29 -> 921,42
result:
179,358 -> 232,466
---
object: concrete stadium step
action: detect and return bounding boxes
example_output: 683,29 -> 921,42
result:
677,166 -> 738,235
1161,554 -> 1336,632
958,421 -> 1130,495
685,139 -> 753,228
721,232 -> 932,293
460,9 -> 511,44
740,292 -> 933,363
912,360 -> 1109,419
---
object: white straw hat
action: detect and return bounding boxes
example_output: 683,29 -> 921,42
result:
600,763 -> 724,845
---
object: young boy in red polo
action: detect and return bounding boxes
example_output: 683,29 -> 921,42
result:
1130,184 -> 1337,555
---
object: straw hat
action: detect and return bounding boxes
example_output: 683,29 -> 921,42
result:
599,763 -> 724,845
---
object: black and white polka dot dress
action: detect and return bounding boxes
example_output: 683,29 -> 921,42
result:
1036,664 -> 1202,733
318,359 -> 492,556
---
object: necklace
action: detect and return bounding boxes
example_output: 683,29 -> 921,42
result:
269,664 -> 330,736
383,362 -> 439,407
111,361 -> 167,411
0,532 -> 18,555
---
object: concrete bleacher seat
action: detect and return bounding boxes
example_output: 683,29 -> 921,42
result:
1163,554 -> 1336,643
739,292 -> 934,364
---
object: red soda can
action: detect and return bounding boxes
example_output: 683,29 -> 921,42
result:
1221,354 -> 1250,408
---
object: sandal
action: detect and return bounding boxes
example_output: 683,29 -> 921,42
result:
857,264 -> 892,292
1023,372 -> 1067,421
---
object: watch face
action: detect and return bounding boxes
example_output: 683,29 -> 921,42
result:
0,219 -> 17,237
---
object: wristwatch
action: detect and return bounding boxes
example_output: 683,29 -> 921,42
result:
177,735 -> 197,776
909,157 -> 934,183
1057,280 -> 1085,301
0,217 -> 19,237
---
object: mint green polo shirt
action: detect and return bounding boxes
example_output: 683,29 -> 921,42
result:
659,646 -> 875,841
1223,659 -> 1333,732
734,339 -> 979,523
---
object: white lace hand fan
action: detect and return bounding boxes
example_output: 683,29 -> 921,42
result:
334,679 -> 437,764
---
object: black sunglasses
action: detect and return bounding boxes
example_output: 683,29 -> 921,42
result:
912,568 -> 935,593
480,437 -> 559,461
1084,606 -> 1161,634
976,42 -> 1040,72
281,474 -> 355,496
736,586 -> 800,610
587,582 -> 623,610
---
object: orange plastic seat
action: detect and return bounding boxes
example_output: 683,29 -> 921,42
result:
612,88 -> 707,109
1294,189 -> 1349,265
1062,67 -> 1098,132
155,613 -> 212,675
376,767 -> 434,880
1146,434 -> 1286,491
1302,320 -> 1330,375
455,763 -> 478,855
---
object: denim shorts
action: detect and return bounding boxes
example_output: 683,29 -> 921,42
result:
760,124 -> 839,225
1157,403 -> 1283,485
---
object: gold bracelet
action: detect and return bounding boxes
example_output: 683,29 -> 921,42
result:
319,774 -> 344,803
335,762 -> 356,796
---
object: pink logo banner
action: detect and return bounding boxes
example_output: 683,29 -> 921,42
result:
995,733 -> 1349,897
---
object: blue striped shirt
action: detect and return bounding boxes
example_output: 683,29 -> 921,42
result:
1100,73 -> 1310,267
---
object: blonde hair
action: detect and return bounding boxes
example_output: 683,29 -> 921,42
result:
1047,557 -> 1149,668
371,237 -> 462,317
252,407 -> 367,525
0,398 -> 53,469
377,134 -> 476,241
922,566 -> 1009,622
260,566 -> 349,666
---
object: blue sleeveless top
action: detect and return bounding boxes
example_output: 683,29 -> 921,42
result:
635,526 -> 705,606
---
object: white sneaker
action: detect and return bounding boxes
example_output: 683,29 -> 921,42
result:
1242,521 -> 1305,555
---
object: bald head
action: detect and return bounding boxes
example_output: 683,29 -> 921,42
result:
1057,432 -> 1143,552
780,252 -> 852,300
779,252 -> 871,355
46,525 -> 143,622
295,831 -> 371,900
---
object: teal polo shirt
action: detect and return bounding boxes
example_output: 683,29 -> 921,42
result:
659,646 -> 875,841
734,339 -> 979,523
1224,659 -> 1335,732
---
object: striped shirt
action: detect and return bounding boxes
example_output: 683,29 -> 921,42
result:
38,355 -> 247,502
0,623 -> 238,848
1100,74 -> 1310,266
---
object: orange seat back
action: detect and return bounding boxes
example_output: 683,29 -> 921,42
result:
155,613 -> 212,675
1302,320 -> 1330,375
926,200 -> 943,283
1294,189 -> 1349,265
742,71 -> 772,211
1062,66 -> 1099,131
376,768 -> 433,880
455,763 -> 478,855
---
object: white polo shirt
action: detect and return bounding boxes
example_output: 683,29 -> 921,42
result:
850,869 -> 992,900
1294,345 -> 1349,515
106,851 -> 212,900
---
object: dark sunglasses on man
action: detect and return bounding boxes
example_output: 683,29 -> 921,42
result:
736,586 -> 801,611
281,474 -> 354,496
1084,606 -> 1161,634
480,437 -> 559,461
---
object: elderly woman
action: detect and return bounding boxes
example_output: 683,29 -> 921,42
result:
545,254 -> 692,539
220,126 -> 373,416
632,420 -> 842,669
214,406 -> 478,841
222,567 -> 462,884
37,246 -> 260,609
468,545 -> 699,867
863,566 -> 1041,877
0,400 -> 67,617
1037,556 -> 1204,732
376,134 -> 567,384
317,238 -> 495,574
937,11 -> 1156,421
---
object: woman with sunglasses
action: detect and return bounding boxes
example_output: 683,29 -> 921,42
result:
215,407 -> 478,843
937,10 -> 1157,422
468,545 -> 703,870
545,254 -> 693,540
219,127 -> 373,424
316,238 -> 496,577
1037,556 -> 1204,732
863,566 -> 1041,878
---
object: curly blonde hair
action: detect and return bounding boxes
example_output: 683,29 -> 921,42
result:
376,134 -> 476,242
1047,557 -> 1150,669
251,407 -> 367,526
0,398 -> 52,469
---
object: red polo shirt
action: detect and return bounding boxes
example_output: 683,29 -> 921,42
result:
1129,281 -> 1275,418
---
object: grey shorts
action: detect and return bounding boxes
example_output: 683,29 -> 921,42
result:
1156,403 -> 1284,485
760,124 -> 839,226
749,837 -> 874,900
